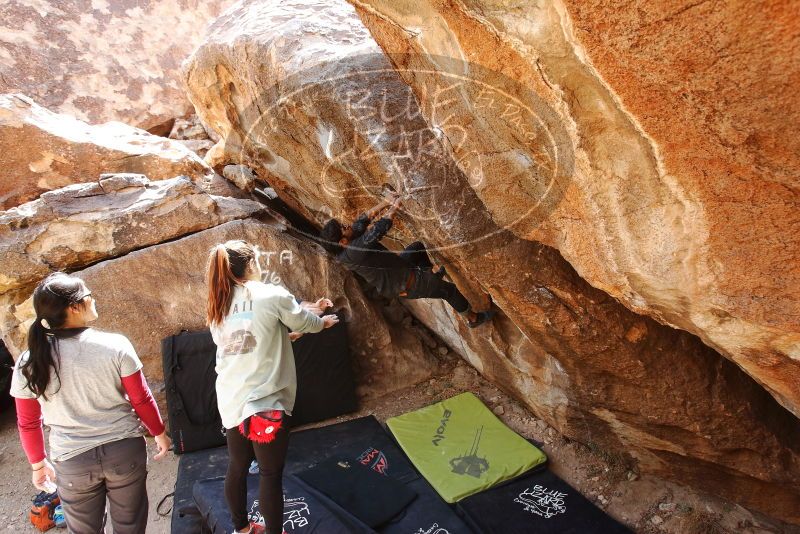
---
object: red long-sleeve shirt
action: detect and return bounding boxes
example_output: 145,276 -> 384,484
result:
16,369 -> 165,464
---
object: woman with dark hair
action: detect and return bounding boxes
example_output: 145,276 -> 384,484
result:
206,240 -> 339,534
10,272 -> 170,533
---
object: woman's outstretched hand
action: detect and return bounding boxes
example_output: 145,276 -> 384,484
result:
322,314 -> 340,329
153,432 -> 171,460
31,458 -> 56,492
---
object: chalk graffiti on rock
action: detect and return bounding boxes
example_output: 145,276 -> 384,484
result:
230,53 -> 575,253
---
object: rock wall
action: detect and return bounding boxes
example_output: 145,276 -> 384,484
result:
0,0 -> 234,132
183,0 -> 800,523
0,177 -> 435,395
0,173 -> 263,297
3,219 -> 434,392
345,0 -> 800,421
0,94 -> 212,209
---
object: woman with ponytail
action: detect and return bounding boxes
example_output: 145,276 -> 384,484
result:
10,272 -> 171,534
206,240 -> 339,534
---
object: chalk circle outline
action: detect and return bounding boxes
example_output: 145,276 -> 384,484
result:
228,53 -> 574,254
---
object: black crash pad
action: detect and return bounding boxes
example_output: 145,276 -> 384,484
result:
290,318 -> 357,426
162,330 -> 225,454
457,469 -> 631,534
285,415 -> 418,483
193,474 -> 373,534
379,477 -> 475,534
171,446 -> 229,534
173,417 -> 414,533
162,320 -> 357,457
295,456 -> 418,527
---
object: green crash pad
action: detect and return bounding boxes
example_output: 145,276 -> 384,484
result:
387,392 -> 547,503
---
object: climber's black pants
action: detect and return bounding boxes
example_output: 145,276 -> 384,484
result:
404,269 -> 470,313
399,242 -> 468,314
398,241 -> 434,270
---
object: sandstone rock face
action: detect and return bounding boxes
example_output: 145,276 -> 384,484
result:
0,0 -> 234,131
345,0 -> 800,421
222,165 -> 258,192
2,219 -> 435,395
168,116 -> 212,141
0,95 -> 213,209
0,173 -> 265,296
183,0 -> 800,522
169,114 -> 216,157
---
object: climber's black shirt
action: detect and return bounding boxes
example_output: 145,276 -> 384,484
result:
337,216 -> 411,298
349,213 -> 371,241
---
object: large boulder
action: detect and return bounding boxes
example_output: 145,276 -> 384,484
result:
2,218 -> 435,395
0,0 -> 234,132
0,95 -> 213,209
344,0 -> 800,420
0,173 -> 265,296
183,0 -> 800,522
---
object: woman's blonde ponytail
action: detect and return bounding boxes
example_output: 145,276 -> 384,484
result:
206,241 -> 257,326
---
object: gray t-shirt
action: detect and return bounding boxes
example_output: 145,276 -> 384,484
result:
210,281 -> 324,429
10,328 -> 145,462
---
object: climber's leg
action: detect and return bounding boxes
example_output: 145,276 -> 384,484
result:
403,270 -> 494,327
399,241 -> 433,269
398,241 -> 445,277
404,270 -> 469,313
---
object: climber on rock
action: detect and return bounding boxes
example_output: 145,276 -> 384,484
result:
320,192 -> 494,328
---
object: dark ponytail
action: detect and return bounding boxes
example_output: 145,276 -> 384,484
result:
206,241 -> 258,327
22,272 -> 90,399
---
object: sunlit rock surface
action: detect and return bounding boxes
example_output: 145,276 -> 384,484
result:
0,0 -> 234,131
183,0 -> 800,522
346,0 -> 800,421
2,218 -> 436,395
0,95 -> 212,209
0,173 -> 264,295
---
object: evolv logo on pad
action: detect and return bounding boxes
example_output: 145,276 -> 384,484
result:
432,408 -> 453,446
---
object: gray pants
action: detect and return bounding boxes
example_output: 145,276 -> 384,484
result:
54,437 -> 148,534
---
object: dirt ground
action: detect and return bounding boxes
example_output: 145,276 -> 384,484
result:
0,404 -> 177,533
1,351 -> 797,533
